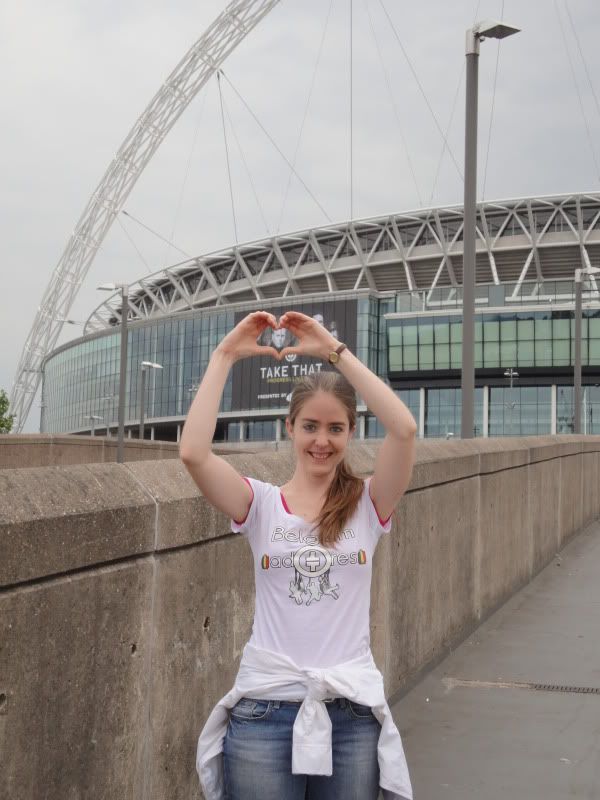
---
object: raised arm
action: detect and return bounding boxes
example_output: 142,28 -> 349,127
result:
279,311 -> 417,522
179,310 -> 279,522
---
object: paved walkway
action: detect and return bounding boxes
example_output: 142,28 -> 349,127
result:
391,519 -> 600,800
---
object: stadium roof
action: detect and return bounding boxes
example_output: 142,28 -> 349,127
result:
85,192 -> 600,332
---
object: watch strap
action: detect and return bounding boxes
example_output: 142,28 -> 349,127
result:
328,342 -> 347,363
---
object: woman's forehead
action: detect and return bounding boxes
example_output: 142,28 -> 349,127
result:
298,391 -> 348,420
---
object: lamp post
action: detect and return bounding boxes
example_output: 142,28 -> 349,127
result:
461,19 -> 520,439
98,283 -> 129,462
503,368 -> 519,436
88,414 -> 103,436
139,361 -> 163,441
38,402 -> 47,433
99,395 -> 116,437
574,267 -> 600,433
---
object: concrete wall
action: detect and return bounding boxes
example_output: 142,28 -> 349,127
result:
1,436 -> 599,799
0,434 -> 274,469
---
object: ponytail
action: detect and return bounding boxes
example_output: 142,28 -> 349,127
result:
315,458 -> 363,547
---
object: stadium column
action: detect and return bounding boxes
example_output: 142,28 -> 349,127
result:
551,386 -> 557,435
419,388 -> 425,439
483,385 -> 489,437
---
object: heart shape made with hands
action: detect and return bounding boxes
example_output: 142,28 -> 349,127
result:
256,311 -> 336,361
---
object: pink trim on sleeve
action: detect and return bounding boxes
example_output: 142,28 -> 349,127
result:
368,482 -> 393,527
233,477 -> 254,526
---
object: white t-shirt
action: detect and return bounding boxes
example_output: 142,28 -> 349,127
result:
231,476 -> 391,676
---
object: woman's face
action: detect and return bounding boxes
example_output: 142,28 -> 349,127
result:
271,327 -> 287,349
286,391 -> 354,475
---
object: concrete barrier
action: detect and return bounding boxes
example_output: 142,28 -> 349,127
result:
1,436 -> 599,799
0,434 -> 279,469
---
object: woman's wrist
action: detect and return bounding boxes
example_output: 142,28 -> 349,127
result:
212,345 -> 237,367
319,337 -> 342,361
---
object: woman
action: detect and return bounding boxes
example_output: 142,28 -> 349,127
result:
180,310 -> 417,800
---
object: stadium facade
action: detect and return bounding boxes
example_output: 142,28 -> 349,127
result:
41,192 -> 600,442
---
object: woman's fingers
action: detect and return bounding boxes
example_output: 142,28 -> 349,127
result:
280,310 -> 310,322
253,345 -> 281,360
250,310 -> 278,330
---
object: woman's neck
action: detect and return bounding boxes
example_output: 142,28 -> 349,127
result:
283,468 -> 334,498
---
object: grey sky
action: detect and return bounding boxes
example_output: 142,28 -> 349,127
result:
2,0 -> 599,431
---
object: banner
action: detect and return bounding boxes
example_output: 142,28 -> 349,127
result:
231,299 -> 357,411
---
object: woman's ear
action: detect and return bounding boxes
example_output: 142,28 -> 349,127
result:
285,417 -> 293,438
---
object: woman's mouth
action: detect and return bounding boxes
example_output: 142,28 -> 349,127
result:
308,451 -> 332,462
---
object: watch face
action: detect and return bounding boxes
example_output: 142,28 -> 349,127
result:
329,352 -> 339,364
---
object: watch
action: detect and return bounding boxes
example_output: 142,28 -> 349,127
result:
328,343 -> 347,364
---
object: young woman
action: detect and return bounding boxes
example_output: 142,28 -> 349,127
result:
181,309 -> 417,800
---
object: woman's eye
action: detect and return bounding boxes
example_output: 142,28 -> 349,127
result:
331,427 -> 344,434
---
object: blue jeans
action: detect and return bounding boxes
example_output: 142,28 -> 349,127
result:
223,696 -> 381,800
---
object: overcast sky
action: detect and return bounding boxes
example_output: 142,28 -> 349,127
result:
2,0 -> 599,431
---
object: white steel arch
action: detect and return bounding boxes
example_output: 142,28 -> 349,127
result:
10,0 -> 282,432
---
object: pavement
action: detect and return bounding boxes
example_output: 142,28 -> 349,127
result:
390,519 -> 600,800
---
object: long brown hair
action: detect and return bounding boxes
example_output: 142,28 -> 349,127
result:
288,372 -> 364,548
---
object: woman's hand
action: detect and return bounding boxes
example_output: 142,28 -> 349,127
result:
214,311 -> 281,363
278,311 -> 339,361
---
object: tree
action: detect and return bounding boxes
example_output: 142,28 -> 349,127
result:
0,389 -> 15,433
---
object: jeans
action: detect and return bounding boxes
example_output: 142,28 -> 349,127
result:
223,696 -> 381,800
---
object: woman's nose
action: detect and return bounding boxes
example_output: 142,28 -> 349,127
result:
315,430 -> 329,446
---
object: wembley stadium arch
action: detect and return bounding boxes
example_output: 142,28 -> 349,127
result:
10,0 -> 283,434
41,192 -> 600,441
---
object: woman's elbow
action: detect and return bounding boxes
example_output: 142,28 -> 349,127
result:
179,442 -> 201,465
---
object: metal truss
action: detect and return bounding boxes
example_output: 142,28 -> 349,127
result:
84,192 -> 600,331
10,0 -> 282,432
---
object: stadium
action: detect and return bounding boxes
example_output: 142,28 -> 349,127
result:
39,191 -> 600,442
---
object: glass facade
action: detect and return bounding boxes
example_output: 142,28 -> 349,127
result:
394,279 -> 598,313
245,420 -> 277,442
41,288 -> 600,442
388,309 -> 600,373
44,311 -> 234,436
366,389 -> 420,438
425,388 -> 484,438
489,386 -> 552,436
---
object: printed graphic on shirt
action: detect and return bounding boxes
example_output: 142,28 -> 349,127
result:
261,526 -> 367,607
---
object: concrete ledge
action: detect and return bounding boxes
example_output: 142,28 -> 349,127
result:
0,463 -> 155,587
2,436 -> 600,799
0,434 -> 295,470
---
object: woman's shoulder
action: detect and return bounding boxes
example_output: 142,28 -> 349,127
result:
242,477 -> 279,500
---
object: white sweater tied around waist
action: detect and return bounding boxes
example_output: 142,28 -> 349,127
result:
196,642 -> 413,800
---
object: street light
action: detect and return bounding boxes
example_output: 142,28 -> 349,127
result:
99,394 -> 116,437
97,282 -> 129,462
88,414 -> 103,437
139,361 -> 163,441
574,266 -> 600,432
503,368 -> 519,436
461,18 -> 520,439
